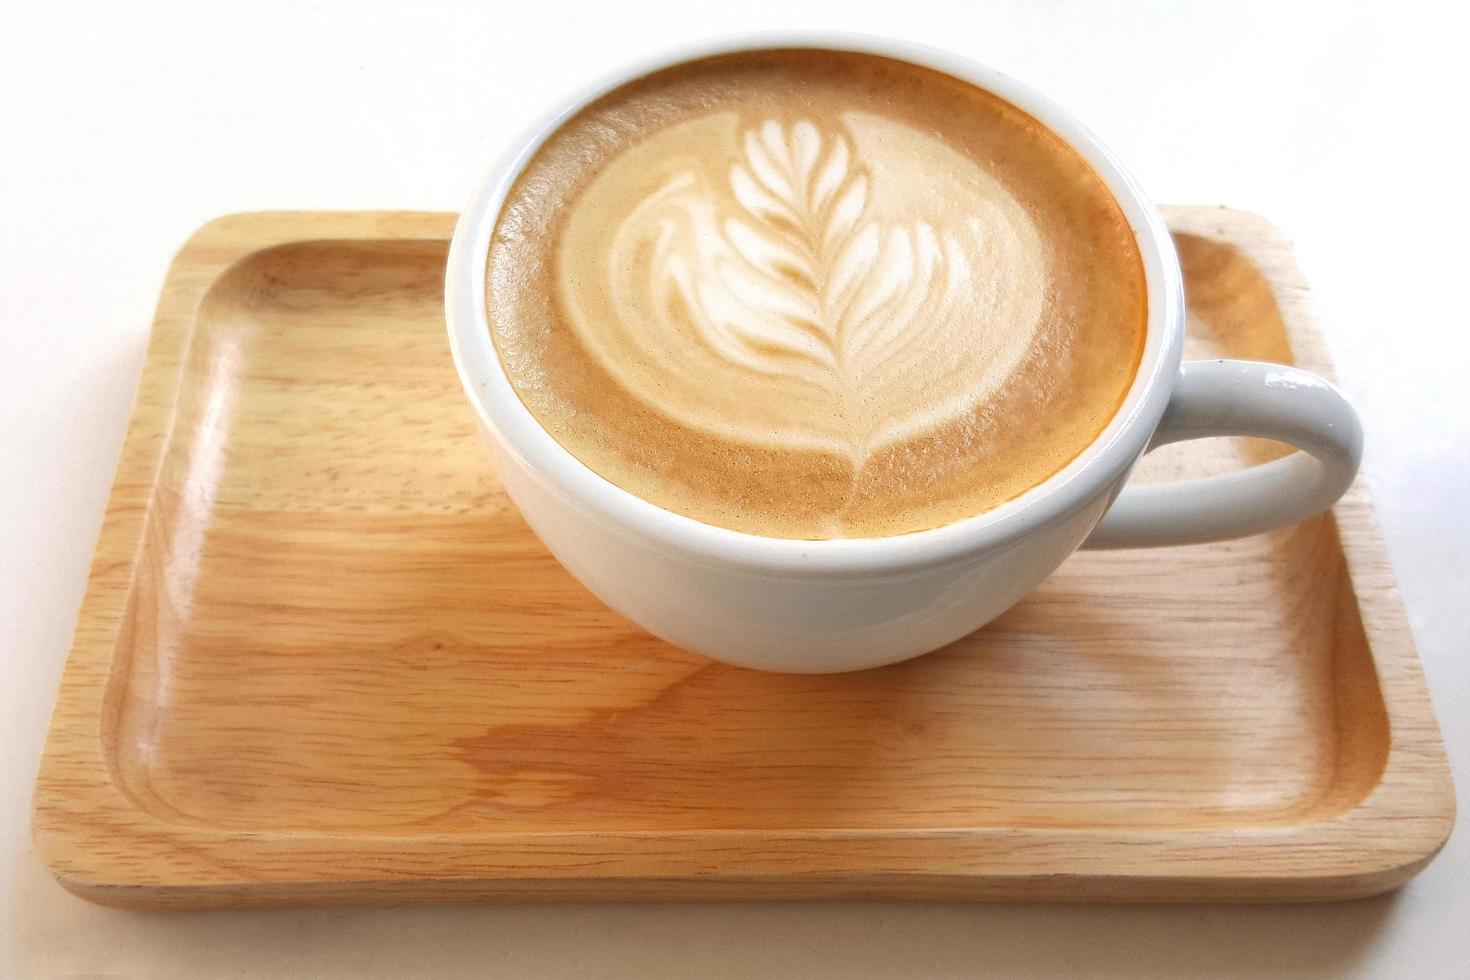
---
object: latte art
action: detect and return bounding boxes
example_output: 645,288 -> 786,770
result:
564,114 -> 1047,458
488,50 -> 1147,538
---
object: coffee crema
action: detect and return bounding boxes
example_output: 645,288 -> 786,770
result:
487,50 -> 1147,539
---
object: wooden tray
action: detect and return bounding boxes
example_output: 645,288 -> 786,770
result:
34,208 -> 1454,909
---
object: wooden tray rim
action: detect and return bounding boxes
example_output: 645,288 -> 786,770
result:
31,209 -> 1455,907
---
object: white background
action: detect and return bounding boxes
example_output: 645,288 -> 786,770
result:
2,1 -> 1466,976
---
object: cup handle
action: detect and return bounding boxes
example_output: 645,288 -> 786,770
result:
1081,359 -> 1363,549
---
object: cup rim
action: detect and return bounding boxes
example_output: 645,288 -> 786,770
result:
446,30 -> 1184,576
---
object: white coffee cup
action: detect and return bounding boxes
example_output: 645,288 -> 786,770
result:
446,33 -> 1361,673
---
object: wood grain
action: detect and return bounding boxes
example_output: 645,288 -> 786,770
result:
32,209 -> 1454,908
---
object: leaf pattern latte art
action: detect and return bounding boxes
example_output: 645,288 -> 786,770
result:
561,112 -> 1048,459
681,121 -> 975,399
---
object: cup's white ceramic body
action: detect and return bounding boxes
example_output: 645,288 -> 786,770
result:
446,33 -> 1363,673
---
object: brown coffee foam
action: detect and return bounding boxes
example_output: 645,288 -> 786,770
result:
487,50 -> 1146,539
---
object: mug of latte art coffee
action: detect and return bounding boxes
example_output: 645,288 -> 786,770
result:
448,35 -> 1362,671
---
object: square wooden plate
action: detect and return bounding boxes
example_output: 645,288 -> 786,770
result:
33,208 -> 1454,908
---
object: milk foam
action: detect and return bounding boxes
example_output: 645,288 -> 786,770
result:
487,50 -> 1146,538
559,112 -> 1048,460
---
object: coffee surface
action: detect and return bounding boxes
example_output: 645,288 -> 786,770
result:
487,50 -> 1147,538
